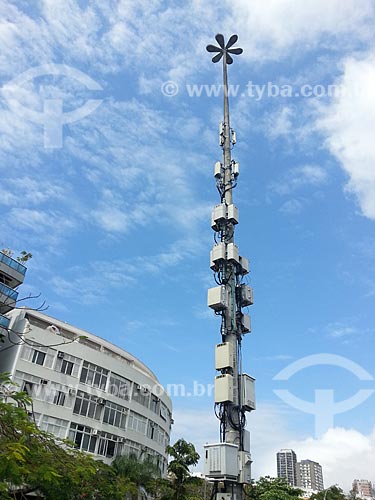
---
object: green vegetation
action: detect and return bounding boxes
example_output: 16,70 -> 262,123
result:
0,248 -> 33,263
0,373 -> 130,499
310,486 -> 347,500
245,476 -> 303,500
2,374 -> 337,500
0,373 -> 203,500
166,438 -> 200,500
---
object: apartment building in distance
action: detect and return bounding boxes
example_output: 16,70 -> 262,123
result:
277,449 -> 298,486
297,459 -> 324,493
0,308 -> 172,474
352,479 -> 374,499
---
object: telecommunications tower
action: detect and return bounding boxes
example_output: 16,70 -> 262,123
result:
203,34 -> 256,500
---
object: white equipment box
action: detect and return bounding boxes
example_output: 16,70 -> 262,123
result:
238,451 -> 252,484
239,313 -> 251,333
241,374 -> 256,411
211,204 -> 226,231
240,285 -> 254,306
210,243 -> 226,269
208,286 -> 227,311
227,204 -> 239,225
227,243 -> 239,263
215,342 -> 233,370
214,374 -> 233,403
204,443 -> 238,480
214,161 -> 222,178
238,256 -> 249,275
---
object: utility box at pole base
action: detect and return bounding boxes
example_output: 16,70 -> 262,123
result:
204,443 -> 239,480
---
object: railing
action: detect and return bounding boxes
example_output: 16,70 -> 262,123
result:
0,314 -> 10,329
0,252 -> 27,275
0,282 -> 18,301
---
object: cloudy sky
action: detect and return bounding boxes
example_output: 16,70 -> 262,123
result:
1,0 -> 375,492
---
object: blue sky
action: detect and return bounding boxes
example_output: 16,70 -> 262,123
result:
1,0 -> 375,491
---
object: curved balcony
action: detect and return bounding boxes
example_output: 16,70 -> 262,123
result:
0,314 -> 10,335
0,252 -> 27,288
0,283 -> 18,314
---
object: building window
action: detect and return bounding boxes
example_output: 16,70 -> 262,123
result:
127,410 -> 147,435
22,381 -> 35,396
32,350 -> 46,366
61,360 -> 73,375
108,373 -> 131,400
79,361 -> 108,390
122,439 -> 141,458
97,431 -> 121,459
132,384 -> 150,408
160,402 -> 169,421
147,422 -> 155,440
68,423 -> 97,453
53,390 -> 66,406
55,352 -> 81,377
20,345 -> 55,368
103,401 -> 127,429
40,415 -> 69,438
150,395 -> 159,414
73,391 -> 103,420
13,371 -> 47,400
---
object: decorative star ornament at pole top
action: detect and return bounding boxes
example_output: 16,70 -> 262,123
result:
206,33 -> 243,64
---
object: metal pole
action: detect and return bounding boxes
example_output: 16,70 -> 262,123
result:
206,34 -> 247,500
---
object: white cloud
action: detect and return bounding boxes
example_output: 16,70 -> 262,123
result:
317,51 -> 375,219
228,0 -> 374,61
288,427 -> 375,492
271,164 -> 328,196
326,323 -> 358,339
279,198 -> 304,215
266,106 -> 294,140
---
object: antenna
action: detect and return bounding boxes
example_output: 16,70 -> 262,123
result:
204,34 -> 255,500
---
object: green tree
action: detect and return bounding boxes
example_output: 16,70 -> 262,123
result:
113,453 -> 161,499
166,439 -> 200,500
245,476 -> 303,500
0,373 -> 129,499
310,486 -> 347,500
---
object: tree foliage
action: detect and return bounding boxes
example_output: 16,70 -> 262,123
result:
0,373 -> 130,499
112,453 -> 161,499
310,486 -> 347,500
245,476 -> 303,500
165,439 -> 200,500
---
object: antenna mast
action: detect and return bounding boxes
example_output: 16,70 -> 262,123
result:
204,34 -> 255,500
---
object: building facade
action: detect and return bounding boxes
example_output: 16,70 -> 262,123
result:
277,449 -> 298,486
297,460 -> 324,492
352,479 -> 373,498
0,309 -> 172,474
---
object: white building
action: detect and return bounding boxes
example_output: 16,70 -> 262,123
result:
297,459 -> 324,492
0,309 -> 172,474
